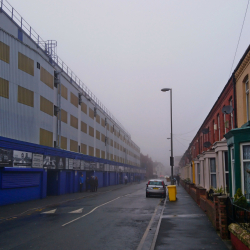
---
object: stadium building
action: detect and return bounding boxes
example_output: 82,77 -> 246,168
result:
0,1 -> 143,205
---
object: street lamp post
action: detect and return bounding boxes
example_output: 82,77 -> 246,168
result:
161,88 -> 174,185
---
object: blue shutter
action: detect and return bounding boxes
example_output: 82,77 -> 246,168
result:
2,173 -> 40,189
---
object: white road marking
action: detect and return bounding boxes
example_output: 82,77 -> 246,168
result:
69,208 -> 83,214
62,197 -> 120,227
41,209 -> 57,214
150,198 -> 167,250
136,202 -> 162,250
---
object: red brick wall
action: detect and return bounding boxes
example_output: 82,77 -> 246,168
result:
218,196 -> 229,239
200,195 -> 216,228
190,188 -> 197,202
183,77 -> 234,162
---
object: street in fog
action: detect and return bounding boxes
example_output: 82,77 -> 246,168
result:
0,183 -> 163,250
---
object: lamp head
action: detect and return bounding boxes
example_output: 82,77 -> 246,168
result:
161,88 -> 171,92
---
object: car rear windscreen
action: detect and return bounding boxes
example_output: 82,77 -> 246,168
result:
149,181 -> 163,185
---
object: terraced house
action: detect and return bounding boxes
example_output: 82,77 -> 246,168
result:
180,43 -> 250,202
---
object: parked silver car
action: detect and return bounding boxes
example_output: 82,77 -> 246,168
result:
146,179 -> 167,198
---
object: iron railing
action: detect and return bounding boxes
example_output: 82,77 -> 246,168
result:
227,196 -> 250,233
0,0 -> 138,145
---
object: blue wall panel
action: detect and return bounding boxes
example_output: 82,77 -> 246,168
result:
0,168 -> 46,206
47,170 -> 59,196
95,171 -> 103,188
109,172 -> 116,186
41,170 -> 47,198
0,136 -> 145,206
59,171 -> 66,195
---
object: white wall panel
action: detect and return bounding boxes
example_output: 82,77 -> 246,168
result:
0,14 -> 18,38
0,10 -> 141,165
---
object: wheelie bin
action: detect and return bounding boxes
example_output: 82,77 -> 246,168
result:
167,185 -> 177,201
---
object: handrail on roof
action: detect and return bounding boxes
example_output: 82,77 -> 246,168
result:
0,0 -> 144,149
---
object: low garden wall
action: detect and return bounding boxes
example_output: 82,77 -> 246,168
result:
229,224 -> 250,250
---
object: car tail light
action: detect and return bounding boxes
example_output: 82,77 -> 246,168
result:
162,181 -> 164,186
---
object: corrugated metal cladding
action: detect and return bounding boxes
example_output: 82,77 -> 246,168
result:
0,29 -> 55,145
0,12 -> 141,167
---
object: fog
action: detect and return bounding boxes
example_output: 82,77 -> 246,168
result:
9,0 -> 250,167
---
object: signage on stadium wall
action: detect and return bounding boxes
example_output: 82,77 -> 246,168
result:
43,155 -> 56,169
89,163 -> 97,170
0,148 -> 13,167
99,163 -> 104,171
104,164 -> 110,171
68,159 -> 81,170
32,154 -> 43,168
82,161 -> 91,170
118,166 -> 124,172
80,160 -> 85,170
56,157 -> 66,169
13,150 -> 32,168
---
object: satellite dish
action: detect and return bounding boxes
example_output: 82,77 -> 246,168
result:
204,141 -> 212,148
202,128 -> 209,134
222,105 -> 233,114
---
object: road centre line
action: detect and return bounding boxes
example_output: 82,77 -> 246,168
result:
62,197 -> 121,227
61,190 -> 141,227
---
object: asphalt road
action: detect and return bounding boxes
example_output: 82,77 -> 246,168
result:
0,182 -> 164,250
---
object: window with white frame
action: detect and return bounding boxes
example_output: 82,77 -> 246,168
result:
197,163 -> 200,185
231,147 -> 235,196
245,75 -> 250,121
242,144 -> 250,200
230,98 -> 233,129
224,151 -> 229,193
210,158 -> 216,188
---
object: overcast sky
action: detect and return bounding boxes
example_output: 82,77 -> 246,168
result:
7,0 -> 250,168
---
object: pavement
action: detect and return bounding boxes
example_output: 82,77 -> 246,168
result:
0,182 -> 135,221
154,183 -> 232,250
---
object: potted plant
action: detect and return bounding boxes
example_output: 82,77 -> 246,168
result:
213,186 -> 226,196
234,188 -> 248,208
234,188 -> 248,220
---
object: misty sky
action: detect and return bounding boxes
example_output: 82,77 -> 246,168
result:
7,0 -> 250,167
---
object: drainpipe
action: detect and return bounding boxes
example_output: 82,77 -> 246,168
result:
55,71 -> 61,148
